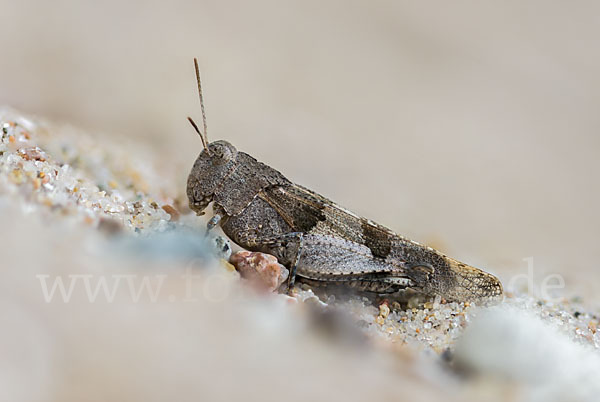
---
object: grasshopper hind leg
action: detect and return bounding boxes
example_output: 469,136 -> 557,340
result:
234,231 -> 414,296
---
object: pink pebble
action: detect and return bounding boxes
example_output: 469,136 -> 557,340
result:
230,251 -> 289,292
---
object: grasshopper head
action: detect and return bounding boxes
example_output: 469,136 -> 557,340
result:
187,140 -> 238,216
186,59 -> 244,216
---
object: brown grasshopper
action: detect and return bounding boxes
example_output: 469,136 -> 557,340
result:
186,59 -> 503,302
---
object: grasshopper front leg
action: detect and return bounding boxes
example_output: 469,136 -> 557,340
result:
206,214 -> 222,234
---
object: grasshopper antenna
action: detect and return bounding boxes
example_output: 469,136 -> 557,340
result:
187,116 -> 209,152
191,57 -> 211,154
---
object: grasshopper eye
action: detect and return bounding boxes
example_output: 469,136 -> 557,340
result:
209,142 -> 236,165
215,147 -> 234,163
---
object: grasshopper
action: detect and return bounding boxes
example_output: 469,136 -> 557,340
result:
186,59 -> 503,302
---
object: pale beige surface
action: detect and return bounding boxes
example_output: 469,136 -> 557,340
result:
1,0 -> 599,299
2,108 -> 599,402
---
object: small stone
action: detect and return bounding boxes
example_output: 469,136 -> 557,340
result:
220,259 -> 236,272
161,204 -> 180,221
378,303 -> 390,319
17,146 -> 47,161
209,235 -> 232,260
9,169 -> 23,184
230,250 -> 289,292
220,259 -> 240,279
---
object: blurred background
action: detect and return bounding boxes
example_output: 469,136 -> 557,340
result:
1,0 -> 599,300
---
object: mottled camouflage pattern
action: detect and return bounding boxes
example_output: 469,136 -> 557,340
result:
187,141 -> 503,302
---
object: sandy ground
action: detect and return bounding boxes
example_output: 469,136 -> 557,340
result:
1,108 -> 599,402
